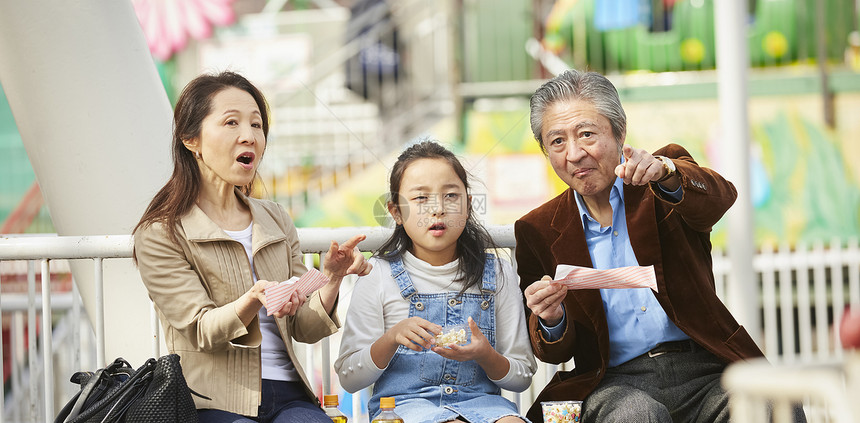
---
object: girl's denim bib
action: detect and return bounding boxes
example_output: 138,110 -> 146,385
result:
368,254 -> 500,418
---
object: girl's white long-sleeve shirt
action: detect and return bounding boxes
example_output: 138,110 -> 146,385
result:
335,251 -> 536,393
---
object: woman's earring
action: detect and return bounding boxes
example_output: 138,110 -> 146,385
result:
195,151 -> 201,160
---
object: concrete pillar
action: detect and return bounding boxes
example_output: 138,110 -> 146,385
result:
0,0 -> 173,366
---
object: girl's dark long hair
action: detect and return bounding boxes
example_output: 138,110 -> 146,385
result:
376,141 -> 497,295
132,71 -> 270,258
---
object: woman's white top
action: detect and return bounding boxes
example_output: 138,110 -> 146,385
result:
335,251 -> 536,393
224,223 -> 298,382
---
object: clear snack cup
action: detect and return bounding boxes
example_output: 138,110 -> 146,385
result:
541,400 -> 582,423
435,323 -> 469,348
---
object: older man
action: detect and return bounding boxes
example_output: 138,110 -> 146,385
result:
515,69 -> 765,422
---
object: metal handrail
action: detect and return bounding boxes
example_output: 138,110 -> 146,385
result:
0,225 -> 516,422
3,229 -> 860,422
0,224 -> 516,256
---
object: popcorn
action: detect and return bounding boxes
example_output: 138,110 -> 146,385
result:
541,401 -> 582,423
435,325 -> 468,347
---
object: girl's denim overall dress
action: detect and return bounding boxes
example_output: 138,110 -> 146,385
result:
368,254 -> 524,423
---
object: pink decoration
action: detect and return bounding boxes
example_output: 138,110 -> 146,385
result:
132,0 -> 236,61
840,307 -> 860,349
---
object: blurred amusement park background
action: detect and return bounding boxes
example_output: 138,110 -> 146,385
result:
2,0 -> 859,247
1,0 -> 860,420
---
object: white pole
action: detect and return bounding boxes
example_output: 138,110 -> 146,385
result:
714,0 -> 760,344
40,260 -> 54,421
27,262 -> 38,421
94,258 -> 106,367
319,255 -> 332,397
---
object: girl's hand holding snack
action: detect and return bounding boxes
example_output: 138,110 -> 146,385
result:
432,317 -> 492,362
435,324 -> 468,347
432,317 -> 512,381
372,316 -> 442,370
385,316 -> 442,352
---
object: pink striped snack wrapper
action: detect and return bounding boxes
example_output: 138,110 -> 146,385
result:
265,268 -> 330,316
554,264 -> 658,292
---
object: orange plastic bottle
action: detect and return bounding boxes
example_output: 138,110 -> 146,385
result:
370,397 -> 404,423
323,394 -> 348,423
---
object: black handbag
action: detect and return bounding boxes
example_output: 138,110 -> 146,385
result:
54,354 -> 199,423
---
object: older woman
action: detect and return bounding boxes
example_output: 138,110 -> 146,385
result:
133,71 -> 370,423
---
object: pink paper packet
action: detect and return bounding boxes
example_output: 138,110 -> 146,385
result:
554,264 -> 658,292
264,267 -> 330,315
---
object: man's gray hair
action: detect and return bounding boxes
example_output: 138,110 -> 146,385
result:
529,69 -> 627,153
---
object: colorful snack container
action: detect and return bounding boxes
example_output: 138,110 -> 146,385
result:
541,400 -> 582,423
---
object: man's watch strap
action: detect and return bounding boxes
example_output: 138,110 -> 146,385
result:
654,155 -> 676,182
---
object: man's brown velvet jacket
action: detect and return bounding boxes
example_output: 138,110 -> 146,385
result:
514,144 -> 764,421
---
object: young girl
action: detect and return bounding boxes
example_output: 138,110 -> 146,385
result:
335,141 -> 536,423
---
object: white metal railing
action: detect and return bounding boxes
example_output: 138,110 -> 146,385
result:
717,238 -> 860,423
1,229 -> 859,422
711,238 -> 860,364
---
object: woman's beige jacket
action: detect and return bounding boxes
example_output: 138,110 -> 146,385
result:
134,193 -> 339,416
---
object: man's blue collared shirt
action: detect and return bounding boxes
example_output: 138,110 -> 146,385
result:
542,177 -> 688,367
